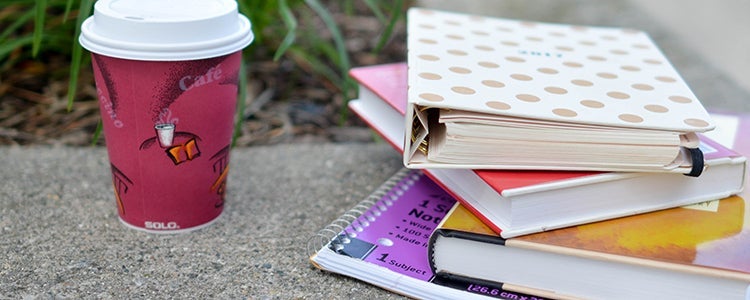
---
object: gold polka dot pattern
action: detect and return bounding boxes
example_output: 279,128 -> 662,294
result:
538,68 -> 559,74
419,93 -> 444,102
449,67 -> 472,74
482,80 -> 506,88
478,61 -> 500,68
553,108 -> 578,117
581,100 -> 605,108
545,87 -> 568,95
516,94 -> 541,102
407,8 -> 714,131
451,86 -> 476,95
419,72 -> 442,80
645,104 -> 669,113
511,74 -> 533,81
486,101 -> 512,110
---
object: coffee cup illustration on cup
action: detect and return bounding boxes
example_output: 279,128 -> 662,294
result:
155,123 -> 176,148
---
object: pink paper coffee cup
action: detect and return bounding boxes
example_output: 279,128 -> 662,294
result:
79,0 -> 253,233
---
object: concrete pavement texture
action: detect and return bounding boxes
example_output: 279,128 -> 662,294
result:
1,144 -> 406,299
3,0 -> 750,299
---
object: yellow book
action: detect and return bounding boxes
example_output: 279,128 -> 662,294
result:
429,197 -> 750,299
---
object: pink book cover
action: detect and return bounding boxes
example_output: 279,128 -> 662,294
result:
348,62 -> 748,236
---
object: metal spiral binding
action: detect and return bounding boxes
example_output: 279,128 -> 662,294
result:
306,168 -> 420,258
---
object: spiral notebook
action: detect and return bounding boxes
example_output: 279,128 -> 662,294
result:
307,169 -> 548,300
404,8 -> 714,175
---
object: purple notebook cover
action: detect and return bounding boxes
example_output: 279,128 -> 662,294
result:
333,170 -> 453,280
323,169 -> 548,299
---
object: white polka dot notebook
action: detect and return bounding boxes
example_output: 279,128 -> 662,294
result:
404,8 -> 714,176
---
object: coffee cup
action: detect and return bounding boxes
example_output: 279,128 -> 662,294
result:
79,0 -> 253,233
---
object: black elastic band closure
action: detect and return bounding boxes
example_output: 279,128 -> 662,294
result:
685,147 -> 704,177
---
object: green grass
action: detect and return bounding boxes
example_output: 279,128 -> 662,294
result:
0,0 -> 404,144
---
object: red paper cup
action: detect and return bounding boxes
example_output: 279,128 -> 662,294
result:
79,0 -> 253,233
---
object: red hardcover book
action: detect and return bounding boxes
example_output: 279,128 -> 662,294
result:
348,62 -> 747,238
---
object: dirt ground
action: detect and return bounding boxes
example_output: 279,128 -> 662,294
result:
0,4 -> 406,147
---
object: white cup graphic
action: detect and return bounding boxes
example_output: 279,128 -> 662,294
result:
154,123 -> 176,148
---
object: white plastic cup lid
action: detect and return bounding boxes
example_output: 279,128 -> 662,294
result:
79,0 -> 254,61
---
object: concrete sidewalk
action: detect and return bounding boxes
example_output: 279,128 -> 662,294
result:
1,144 -> 406,299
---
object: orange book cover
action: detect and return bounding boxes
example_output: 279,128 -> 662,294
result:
442,196 -> 749,273
430,193 -> 750,299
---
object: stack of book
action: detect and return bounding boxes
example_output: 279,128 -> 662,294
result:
309,8 -> 750,300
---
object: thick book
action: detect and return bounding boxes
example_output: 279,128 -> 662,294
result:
307,169 -> 546,300
348,62 -> 747,238
428,198 -> 750,299
404,8 -> 715,176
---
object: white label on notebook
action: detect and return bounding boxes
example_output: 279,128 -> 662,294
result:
682,200 -> 720,212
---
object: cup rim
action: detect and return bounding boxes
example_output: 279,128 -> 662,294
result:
79,3 -> 254,61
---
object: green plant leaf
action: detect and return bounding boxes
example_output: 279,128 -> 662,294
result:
64,0 -> 76,22
67,0 -> 94,111
363,0 -> 387,23
303,0 -> 353,124
342,0 -> 353,15
374,0 -> 403,53
238,0 -> 279,45
273,0 -> 297,61
303,0 -> 350,73
288,46 -> 340,88
0,35 -> 34,60
232,58 -> 248,147
32,0 -> 48,57
90,120 -> 103,147
0,9 -> 34,42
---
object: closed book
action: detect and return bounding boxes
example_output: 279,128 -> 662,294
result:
307,169 -> 546,300
404,8 -> 715,175
428,198 -> 750,299
348,62 -> 747,238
